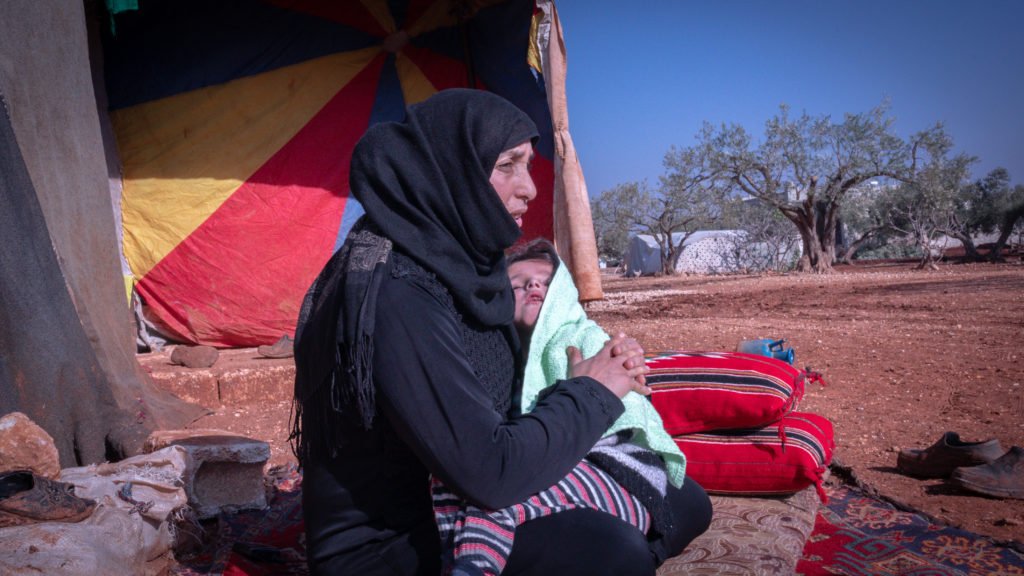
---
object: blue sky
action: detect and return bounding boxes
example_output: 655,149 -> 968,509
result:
554,0 -> 1024,198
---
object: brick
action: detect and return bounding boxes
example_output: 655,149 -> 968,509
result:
146,370 -> 220,409
216,364 -> 294,405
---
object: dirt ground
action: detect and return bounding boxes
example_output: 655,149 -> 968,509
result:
176,258 -> 1024,548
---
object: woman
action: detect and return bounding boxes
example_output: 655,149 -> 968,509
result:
292,89 -> 705,575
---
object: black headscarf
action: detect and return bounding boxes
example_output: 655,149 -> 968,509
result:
292,89 -> 539,453
351,88 -> 539,325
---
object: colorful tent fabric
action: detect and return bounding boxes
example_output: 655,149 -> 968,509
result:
103,0 -> 558,347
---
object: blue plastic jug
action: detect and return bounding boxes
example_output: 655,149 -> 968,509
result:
737,338 -> 794,364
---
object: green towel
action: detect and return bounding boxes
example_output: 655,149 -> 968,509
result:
520,262 -> 686,487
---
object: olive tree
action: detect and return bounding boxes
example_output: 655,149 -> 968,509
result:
704,102 -> 938,272
879,180 -> 949,269
874,129 -> 983,267
720,197 -> 801,272
652,144 -> 730,274
990,181 -> 1024,261
958,168 -> 1024,261
591,181 -> 641,265
837,183 -> 898,262
592,180 -> 723,275
591,140 -> 727,275
915,132 -> 983,260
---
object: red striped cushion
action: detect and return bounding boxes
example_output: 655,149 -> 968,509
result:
673,412 -> 834,500
646,350 -> 825,435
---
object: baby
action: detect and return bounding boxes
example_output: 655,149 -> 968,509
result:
433,238 -> 687,576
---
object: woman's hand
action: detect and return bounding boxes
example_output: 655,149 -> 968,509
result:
567,335 -> 651,399
608,333 -> 647,386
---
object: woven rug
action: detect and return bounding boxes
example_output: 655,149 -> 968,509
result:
170,464 -> 307,576
169,466 -> 819,576
797,483 -> 1024,575
170,465 -> 821,576
168,467 -> 1024,576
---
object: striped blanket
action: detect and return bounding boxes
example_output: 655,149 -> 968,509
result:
432,457 -> 650,576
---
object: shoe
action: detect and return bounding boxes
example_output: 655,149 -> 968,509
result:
0,470 -> 97,527
896,431 -> 1004,478
258,334 -> 294,359
950,446 -> 1024,499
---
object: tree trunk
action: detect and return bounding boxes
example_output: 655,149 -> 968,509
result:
914,231 -> 941,270
989,205 -> 1024,261
785,204 -> 833,273
815,199 -> 843,267
664,247 -> 682,275
1,6 -> 205,468
652,236 -> 670,275
839,227 -> 885,263
662,254 -> 675,275
665,234 -> 689,275
800,240 -> 832,273
958,233 -> 981,261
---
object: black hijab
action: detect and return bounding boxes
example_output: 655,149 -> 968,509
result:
292,89 -> 539,447
351,88 -> 539,326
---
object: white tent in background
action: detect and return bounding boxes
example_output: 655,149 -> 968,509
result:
621,234 -> 669,276
675,230 -> 746,274
621,230 -> 752,276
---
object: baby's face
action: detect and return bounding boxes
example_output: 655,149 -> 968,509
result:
509,259 -> 554,332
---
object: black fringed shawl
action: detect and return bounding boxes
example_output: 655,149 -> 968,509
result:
292,89 -> 539,460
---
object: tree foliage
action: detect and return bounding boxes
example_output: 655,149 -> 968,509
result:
990,180 -> 1024,260
961,168 -> 1024,261
701,101 -> 939,272
837,183 -> 897,262
591,181 -> 641,264
592,145 -> 726,274
720,197 -> 801,271
592,100 -> 1022,274
878,181 -> 949,269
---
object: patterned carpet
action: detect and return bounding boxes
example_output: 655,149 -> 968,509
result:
798,483 -> 1024,575
656,485 -> 821,575
168,467 -> 1024,576
170,465 -> 308,576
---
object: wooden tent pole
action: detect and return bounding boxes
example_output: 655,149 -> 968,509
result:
536,0 -> 603,301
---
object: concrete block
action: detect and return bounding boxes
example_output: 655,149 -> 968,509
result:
145,430 -> 269,519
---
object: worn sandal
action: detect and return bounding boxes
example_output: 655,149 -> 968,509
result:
0,470 -> 96,527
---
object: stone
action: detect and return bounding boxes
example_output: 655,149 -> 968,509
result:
0,412 -> 60,479
143,428 -> 245,452
145,429 -> 269,519
170,345 -> 219,369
